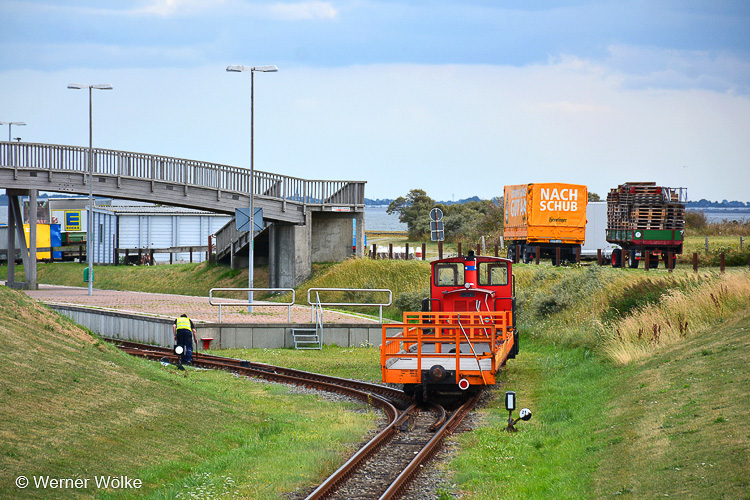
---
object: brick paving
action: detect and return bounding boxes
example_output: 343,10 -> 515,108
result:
13,283 -> 379,325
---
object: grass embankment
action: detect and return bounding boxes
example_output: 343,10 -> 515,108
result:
0,287 -> 377,499
449,266 -> 750,499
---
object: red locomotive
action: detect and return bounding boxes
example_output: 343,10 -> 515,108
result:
381,251 -> 518,399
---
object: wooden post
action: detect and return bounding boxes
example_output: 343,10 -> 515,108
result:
705,236 -> 709,252
555,247 -> 561,267
693,252 -> 698,272
388,243 -> 393,260
515,245 -> 521,264
170,253 -> 173,265
720,252 -> 725,273
644,251 -> 650,271
597,249 -> 602,266
535,246 -> 540,265
150,249 -> 155,265
208,234 -> 214,263
371,243 -> 376,259
421,243 -> 426,261
438,241 -> 443,259
405,242 -> 410,260
457,242 -> 462,257
668,251 -> 674,273
113,234 -> 118,266
494,244 -> 498,257
576,246 -> 581,264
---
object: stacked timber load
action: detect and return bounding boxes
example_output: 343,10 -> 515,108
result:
606,182 -> 685,231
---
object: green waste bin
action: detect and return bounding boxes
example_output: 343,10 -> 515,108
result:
83,267 -> 94,283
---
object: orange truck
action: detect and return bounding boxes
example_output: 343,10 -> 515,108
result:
503,183 -> 588,263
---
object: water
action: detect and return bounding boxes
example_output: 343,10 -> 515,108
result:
364,205 -> 407,231
687,208 -> 750,223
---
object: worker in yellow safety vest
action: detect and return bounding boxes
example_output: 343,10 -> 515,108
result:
173,313 -> 198,364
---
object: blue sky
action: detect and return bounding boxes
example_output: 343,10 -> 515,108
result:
1,0 -> 749,201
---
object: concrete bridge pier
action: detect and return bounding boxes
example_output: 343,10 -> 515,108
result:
5,188 -> 38,290
266,211 -> 364,289
268,221 -> 310,289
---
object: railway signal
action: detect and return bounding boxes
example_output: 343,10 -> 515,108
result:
505,391 -> 532,431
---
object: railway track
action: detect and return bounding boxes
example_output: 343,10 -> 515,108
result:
108,339 -> 478,499
107,339 -> 409,409
305,395 -> 478,500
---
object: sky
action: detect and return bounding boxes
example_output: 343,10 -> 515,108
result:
1,0 -> 749,203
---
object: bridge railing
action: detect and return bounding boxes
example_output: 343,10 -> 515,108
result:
0,141 -> 365,208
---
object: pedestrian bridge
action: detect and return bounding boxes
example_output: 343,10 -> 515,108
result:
0,141 -> 365,223
0,141 -> 366,290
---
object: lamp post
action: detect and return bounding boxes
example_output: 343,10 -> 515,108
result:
0,121 -> 26,142
67,83 -> 113,296
226,64 -> 278,312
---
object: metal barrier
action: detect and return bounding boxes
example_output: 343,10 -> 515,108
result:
306,287 -> 392,323
209,288 -> 295,322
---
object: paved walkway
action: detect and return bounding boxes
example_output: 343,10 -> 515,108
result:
11,283 -> 379,325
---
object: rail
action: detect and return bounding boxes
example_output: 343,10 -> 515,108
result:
208,288 -> 295,322
306,287 -> 392,323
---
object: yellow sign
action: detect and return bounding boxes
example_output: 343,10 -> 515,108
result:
65,210 -> 82,231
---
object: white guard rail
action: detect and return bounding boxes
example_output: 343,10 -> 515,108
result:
306,288 -> 392,323
209,288 -> 295,322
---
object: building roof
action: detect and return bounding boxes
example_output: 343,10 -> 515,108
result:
99,205 -> 228,216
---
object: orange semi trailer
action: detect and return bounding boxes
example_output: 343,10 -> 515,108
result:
503,183 -> 588,263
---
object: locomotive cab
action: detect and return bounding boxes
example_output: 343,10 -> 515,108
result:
381,251 -> 518,399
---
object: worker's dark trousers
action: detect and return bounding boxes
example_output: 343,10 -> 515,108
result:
176,330 -> 194,363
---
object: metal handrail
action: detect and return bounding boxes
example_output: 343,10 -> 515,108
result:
209,288 -> 295,322
306,287 -> 392,323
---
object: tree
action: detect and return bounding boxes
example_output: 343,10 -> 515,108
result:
588,192 -> 601,202
387,189 -> 435,239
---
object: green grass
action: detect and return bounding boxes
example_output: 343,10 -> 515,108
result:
214,345 -> 382,382
0,287 -> 377,499
447,309 -> 750,499
593,310 -> 750,497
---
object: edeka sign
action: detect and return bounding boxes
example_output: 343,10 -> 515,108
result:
65,210 -> 82,231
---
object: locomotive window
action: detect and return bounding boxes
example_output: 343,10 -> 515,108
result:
478,262 -> 508,286
435,264 -> 464,287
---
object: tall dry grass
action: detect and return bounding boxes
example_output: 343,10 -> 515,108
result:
600,271 -> 750,364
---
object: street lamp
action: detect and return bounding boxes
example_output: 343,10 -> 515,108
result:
67,83 -> 113,296
0,121 -> 26,142
226,64 -> 278,312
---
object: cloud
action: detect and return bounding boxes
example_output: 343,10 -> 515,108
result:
133,0 -> 222,17
263,1 -> 338,21
604,45 -> 750,95
130,0 -> 338,20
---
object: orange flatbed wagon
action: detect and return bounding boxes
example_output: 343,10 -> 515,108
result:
381,251 -> 518,399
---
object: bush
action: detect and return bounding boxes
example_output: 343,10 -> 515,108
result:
394,289 -> 429,314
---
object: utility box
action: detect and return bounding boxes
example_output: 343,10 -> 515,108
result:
503,183 -> 588,263
83,267 -> 94,283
